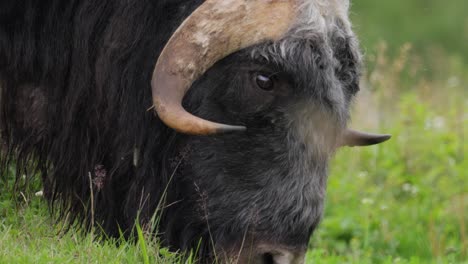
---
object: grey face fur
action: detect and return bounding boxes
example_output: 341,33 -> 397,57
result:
250,0 -> 362,159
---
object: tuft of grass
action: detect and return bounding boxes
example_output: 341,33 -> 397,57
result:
136,222 -> 150,264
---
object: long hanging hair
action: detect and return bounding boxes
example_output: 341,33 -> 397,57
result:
0,0 -> 203,236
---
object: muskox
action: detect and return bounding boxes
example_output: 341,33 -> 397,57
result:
0,0 -> 390,263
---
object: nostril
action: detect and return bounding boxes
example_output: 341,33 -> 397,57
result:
262,253 -> 275,264
247,247 -> 305,264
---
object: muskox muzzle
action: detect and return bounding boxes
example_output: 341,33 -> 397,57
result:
237,244 -> 307,264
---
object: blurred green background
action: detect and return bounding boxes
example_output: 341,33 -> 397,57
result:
352,0 -> 468,61
307,1 -> 467,263
0,1 -> 466,263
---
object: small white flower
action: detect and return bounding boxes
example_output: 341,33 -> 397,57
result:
403,183 -> 419,196
424,116 -> 446,130
432,116 -> 446,129
447,76 -> 460,88
402,183 -> 412,192
358,171 -> 368,179
448,158 -> 456,167
361,198 -> 374,205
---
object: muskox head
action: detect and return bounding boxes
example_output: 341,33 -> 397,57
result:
150,1 -> 390,263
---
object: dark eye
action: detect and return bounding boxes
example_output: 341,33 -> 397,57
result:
255,74 -> 274,91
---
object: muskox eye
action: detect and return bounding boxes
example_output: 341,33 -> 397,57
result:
255,74 -> 274,91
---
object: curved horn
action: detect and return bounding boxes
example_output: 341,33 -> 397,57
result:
151,0 -> 297,135
339,129 -> 392,147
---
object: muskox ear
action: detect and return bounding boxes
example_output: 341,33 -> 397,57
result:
339,129 -> 391,147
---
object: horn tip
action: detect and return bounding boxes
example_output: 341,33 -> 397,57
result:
215,125 -> 247,134
363,134 -> 392,146
378,134 -> 392,143
342,130 -> 393,147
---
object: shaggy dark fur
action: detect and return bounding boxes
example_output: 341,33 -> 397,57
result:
0,0 -> 362,262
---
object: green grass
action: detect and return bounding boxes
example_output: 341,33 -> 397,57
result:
0,182 -> 185,263
309,93 -> 467,263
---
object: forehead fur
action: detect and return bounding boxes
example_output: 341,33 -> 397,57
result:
250,0 -> 357,55
295,0 -> 352,35
247,0 -> 360,151
249,0 -> 361,95
251,0 -> 356,57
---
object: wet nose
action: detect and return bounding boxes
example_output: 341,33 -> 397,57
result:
240,246 -> 306,264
